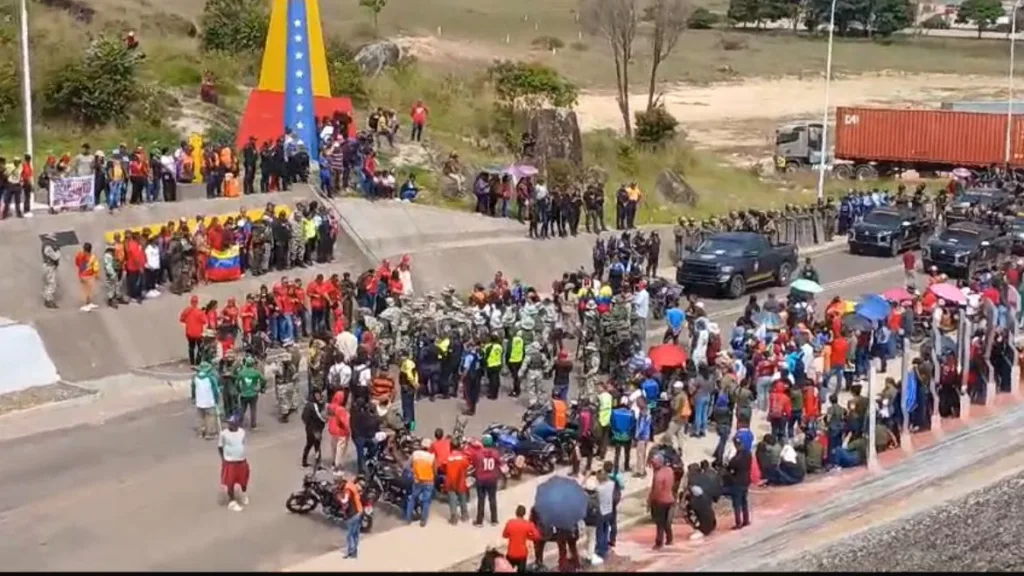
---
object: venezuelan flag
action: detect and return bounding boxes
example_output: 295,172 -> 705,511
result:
207,245 -> 242,283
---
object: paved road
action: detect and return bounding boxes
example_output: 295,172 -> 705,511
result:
0,244 -> 912,571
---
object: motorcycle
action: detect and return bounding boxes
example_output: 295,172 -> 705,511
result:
285,464 -> 375,533
362,454 -> 422,523
649,278 -> 683,321
482,423 -> 558,476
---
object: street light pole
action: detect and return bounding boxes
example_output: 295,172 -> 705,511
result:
1006,0 -> 1021,166
815,0 -> 838,200
17,0 -> 34,212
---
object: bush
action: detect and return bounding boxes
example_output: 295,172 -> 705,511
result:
42,36 -> 143,126
487,60 -> 578,110
634,105 -> 680,149
718,34 -> 748,51
531,35 -> 565,51
0,61 -> 19,125
200,0 -> 268,54
687,7 -> 719,29
326,39 -> 370,108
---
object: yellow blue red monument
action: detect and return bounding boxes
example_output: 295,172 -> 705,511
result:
235,0 -> 353,158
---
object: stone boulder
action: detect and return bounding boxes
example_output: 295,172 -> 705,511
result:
527,109 -> 584,176
354,40 -> 402,76
655,169 -> 699,207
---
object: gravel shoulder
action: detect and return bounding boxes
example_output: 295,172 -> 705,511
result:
777,468 -> 1024,572
0,383 -> 95,417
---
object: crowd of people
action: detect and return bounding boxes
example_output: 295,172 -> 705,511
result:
41,200 -> 339,311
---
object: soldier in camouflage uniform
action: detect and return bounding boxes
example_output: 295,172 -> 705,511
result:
250,215 -> 271,276
102,244 -> 121,308
518,341 -> 550,407
275,342 -> 303,422
289,211 -> 306,268
579,341 -> 601,402
41,232 -> 61,308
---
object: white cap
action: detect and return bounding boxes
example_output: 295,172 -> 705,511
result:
672,380 -> 684,389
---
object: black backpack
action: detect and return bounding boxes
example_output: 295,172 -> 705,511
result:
584,491 -> 600,526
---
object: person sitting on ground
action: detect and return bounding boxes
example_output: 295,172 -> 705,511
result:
684,484 -> 717,541
765,442 -> 806,486
400,174 -> 419,202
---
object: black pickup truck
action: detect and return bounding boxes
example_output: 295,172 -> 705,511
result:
848,207 -> 934,256
921,221 -> 1010,279
676,232 -> 799,299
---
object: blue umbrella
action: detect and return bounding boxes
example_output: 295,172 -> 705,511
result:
855,294 -> 891,322
753,311 -> 784,330
534,476 -> 588,530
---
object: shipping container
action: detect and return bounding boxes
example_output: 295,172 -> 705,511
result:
834,106 -> 1024,176
941,100 -> 1024,114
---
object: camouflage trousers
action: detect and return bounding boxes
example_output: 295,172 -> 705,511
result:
42,265 -> 58,305
289,240 -> 304,265
525,369 -> 546,406
104,275 -> 120,302
578,375 -> 599,402
275,377 -> 301,416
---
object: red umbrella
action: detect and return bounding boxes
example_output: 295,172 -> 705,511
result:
648,344 -> 687,370
881,287 -> 913,303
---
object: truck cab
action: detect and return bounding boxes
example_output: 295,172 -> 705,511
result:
676,232 -> 798,299
774,121 -> 825,172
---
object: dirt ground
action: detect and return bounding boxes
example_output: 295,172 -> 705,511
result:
574,73 -> 1012,161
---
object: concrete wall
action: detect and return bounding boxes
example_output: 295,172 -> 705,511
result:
0,319 -> 60,393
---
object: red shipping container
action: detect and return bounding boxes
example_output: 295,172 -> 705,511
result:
834,106 -> 1024,168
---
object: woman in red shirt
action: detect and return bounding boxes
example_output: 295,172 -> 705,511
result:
128,152 -> 146,205
179,295 -> 207,366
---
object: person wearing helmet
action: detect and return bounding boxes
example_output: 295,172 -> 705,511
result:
520,341 -> 550,406
235,355 -> 265,429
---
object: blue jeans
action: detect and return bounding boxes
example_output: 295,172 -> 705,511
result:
595,512 -> 613,559
406,482 -> 433,526
277,313 -> 295,344
400,387 -> 416,427
694,396 -> 710,435
353,437 -> 368,475
770,417 -> 786,442
108,181 -> 123,210
713,422 -> 732,462
823,366 -> 844,395
147,179 -> 160,202
500,198 -> 508,218
787,409 -> 803,439
756,377 -> 772,412
269,313 -> 279,342
833,448 -> 862,468
730,486 -> 750,526
344,512 -> 361,557
311,308 -> 327,336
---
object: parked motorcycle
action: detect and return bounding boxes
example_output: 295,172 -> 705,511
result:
649,277 -> 683,321
285,464 -> 374,533
482,423 -> 557,476
362,453 -> 421,523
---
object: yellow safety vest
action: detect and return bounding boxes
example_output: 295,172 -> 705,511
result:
438,337 -> 451,355
486,343 -> 504,368
508,336 -> 525,364
598,392 -> 613,427
303,218 -> 316,241
400,359 -> 418,389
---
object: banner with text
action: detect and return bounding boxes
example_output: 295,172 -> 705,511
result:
49,176 -> 95,211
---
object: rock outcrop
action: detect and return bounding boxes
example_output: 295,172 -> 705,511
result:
655,169 -> 699,207
527,109 -> 584,176
354,40 -> 402,76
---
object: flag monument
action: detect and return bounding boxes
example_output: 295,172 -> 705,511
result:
235,0 -> 354,159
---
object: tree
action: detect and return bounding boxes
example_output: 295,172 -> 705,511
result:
200,0 -> 269,53
645,0 -> 690,112
871,0 -> 914,37
487,60 -> 579,110
581,0 -> 639,137
359,0 -> 388,32
687,7 -> 719,28
634,104 -> 679,148
956,0 -> 1004,37
727,0 -> 760,26
42,36 -> 143,126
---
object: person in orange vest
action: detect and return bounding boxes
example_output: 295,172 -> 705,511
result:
337,472 -> 364,559
74,242 -> 100,312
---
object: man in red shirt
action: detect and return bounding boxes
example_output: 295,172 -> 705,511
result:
240,294 -> 257,346
180,295 -> 206,366
444,440 -> 471,525
124,232 -> 146,303
291,279 -> 308,338
472,436 -> 502,526
308,273 -> 328,337
826,332 -> 849,394
502,504 -> 540,571
410,100 -> 428,142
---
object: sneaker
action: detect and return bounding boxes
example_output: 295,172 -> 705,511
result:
240,494 -> 249,506
590,556 -> 604,566
80,305 -> 92,312
227,501 -> 243,512
87,303 -> 99,311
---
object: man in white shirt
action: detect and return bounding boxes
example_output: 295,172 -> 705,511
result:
328,359 -> 352,398
219,415 -> 250,511
633,282 -> 650,341
144,238 -> 161,298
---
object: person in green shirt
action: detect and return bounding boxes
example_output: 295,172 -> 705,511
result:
235,355 -> 266,429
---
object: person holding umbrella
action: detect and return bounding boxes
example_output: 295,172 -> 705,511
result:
533,475 -> 589,568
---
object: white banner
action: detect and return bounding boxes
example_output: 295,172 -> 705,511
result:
49,176 -> 95,210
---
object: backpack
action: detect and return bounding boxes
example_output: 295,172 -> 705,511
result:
584,492 -> 600,526
578,407 -> 594,439
714,390 -> 730,412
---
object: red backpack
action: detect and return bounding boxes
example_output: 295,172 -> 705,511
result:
578,407 -> 594,439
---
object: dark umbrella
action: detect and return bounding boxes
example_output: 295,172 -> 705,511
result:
534,476 -> 588,530
842,312 -> 873,333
